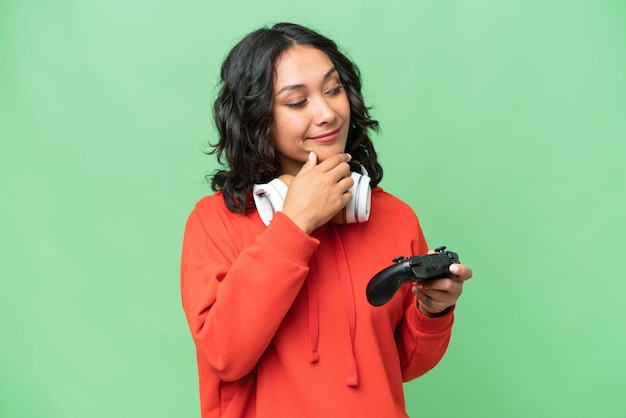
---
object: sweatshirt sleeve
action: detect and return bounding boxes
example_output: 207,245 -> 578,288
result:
180,198 -> 319,382
392,206 -> 455,381
397,290 -> 455,381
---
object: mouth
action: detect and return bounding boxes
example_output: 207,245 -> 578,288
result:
308,128 -> 341,143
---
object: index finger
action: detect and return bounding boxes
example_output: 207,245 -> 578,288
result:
315,153 -> 352,171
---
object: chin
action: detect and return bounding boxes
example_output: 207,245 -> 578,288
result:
313,145 -> 347,161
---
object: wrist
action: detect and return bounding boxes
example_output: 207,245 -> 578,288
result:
417,303 -> 454,318
280,210 -> 314,235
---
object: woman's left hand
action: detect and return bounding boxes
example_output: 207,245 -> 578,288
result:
412,262 -> 473,317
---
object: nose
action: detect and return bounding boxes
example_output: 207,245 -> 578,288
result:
312,96 -> 337,125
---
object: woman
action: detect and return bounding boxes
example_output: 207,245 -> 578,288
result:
181,22 -> 472,418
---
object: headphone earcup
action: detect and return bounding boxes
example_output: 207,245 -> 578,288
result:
253,172 -> 370,227
344,171 -> 371,223
252,178 -> 288,226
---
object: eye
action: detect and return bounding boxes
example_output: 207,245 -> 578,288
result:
285,99 -> 308,108
326,85 -> 344,96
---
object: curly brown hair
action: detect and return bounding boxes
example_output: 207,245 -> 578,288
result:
209,22 -> 382,213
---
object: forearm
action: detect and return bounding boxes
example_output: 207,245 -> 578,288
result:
181,211 -> 319,381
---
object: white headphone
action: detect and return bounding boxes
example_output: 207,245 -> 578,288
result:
252,168 -> 371,227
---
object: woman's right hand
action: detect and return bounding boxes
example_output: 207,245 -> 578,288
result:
281,152 -> 354,234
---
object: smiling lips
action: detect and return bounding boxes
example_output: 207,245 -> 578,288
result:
308,128 -> 341,143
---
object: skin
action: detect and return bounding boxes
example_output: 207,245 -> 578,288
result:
271,45 -> 351,175
413,261 -> 473,317
269,45 -> 473,314
271,45 -> 354,235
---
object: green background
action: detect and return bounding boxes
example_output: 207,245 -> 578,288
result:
1,1 -> 625,417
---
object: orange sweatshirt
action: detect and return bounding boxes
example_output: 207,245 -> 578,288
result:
181,187 -> 454,418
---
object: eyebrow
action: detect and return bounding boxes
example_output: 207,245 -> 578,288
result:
275,67 -> 339,96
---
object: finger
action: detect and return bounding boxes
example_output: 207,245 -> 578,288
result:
414,283 -> 462,308
330,162 -> 353,184
413,288 -> 436,308
337,174 -> 355,190
413,288 -> 453,313
415,277 -> 455,291
311,153 -> 352,185
449,264 -> 473,282
315,153 -> 352,172
297,151 -> 318,176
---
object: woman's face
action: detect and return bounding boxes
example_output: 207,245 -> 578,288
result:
271,45 -> 351,176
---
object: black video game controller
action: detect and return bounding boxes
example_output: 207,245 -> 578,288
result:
366,246 -> 460,306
